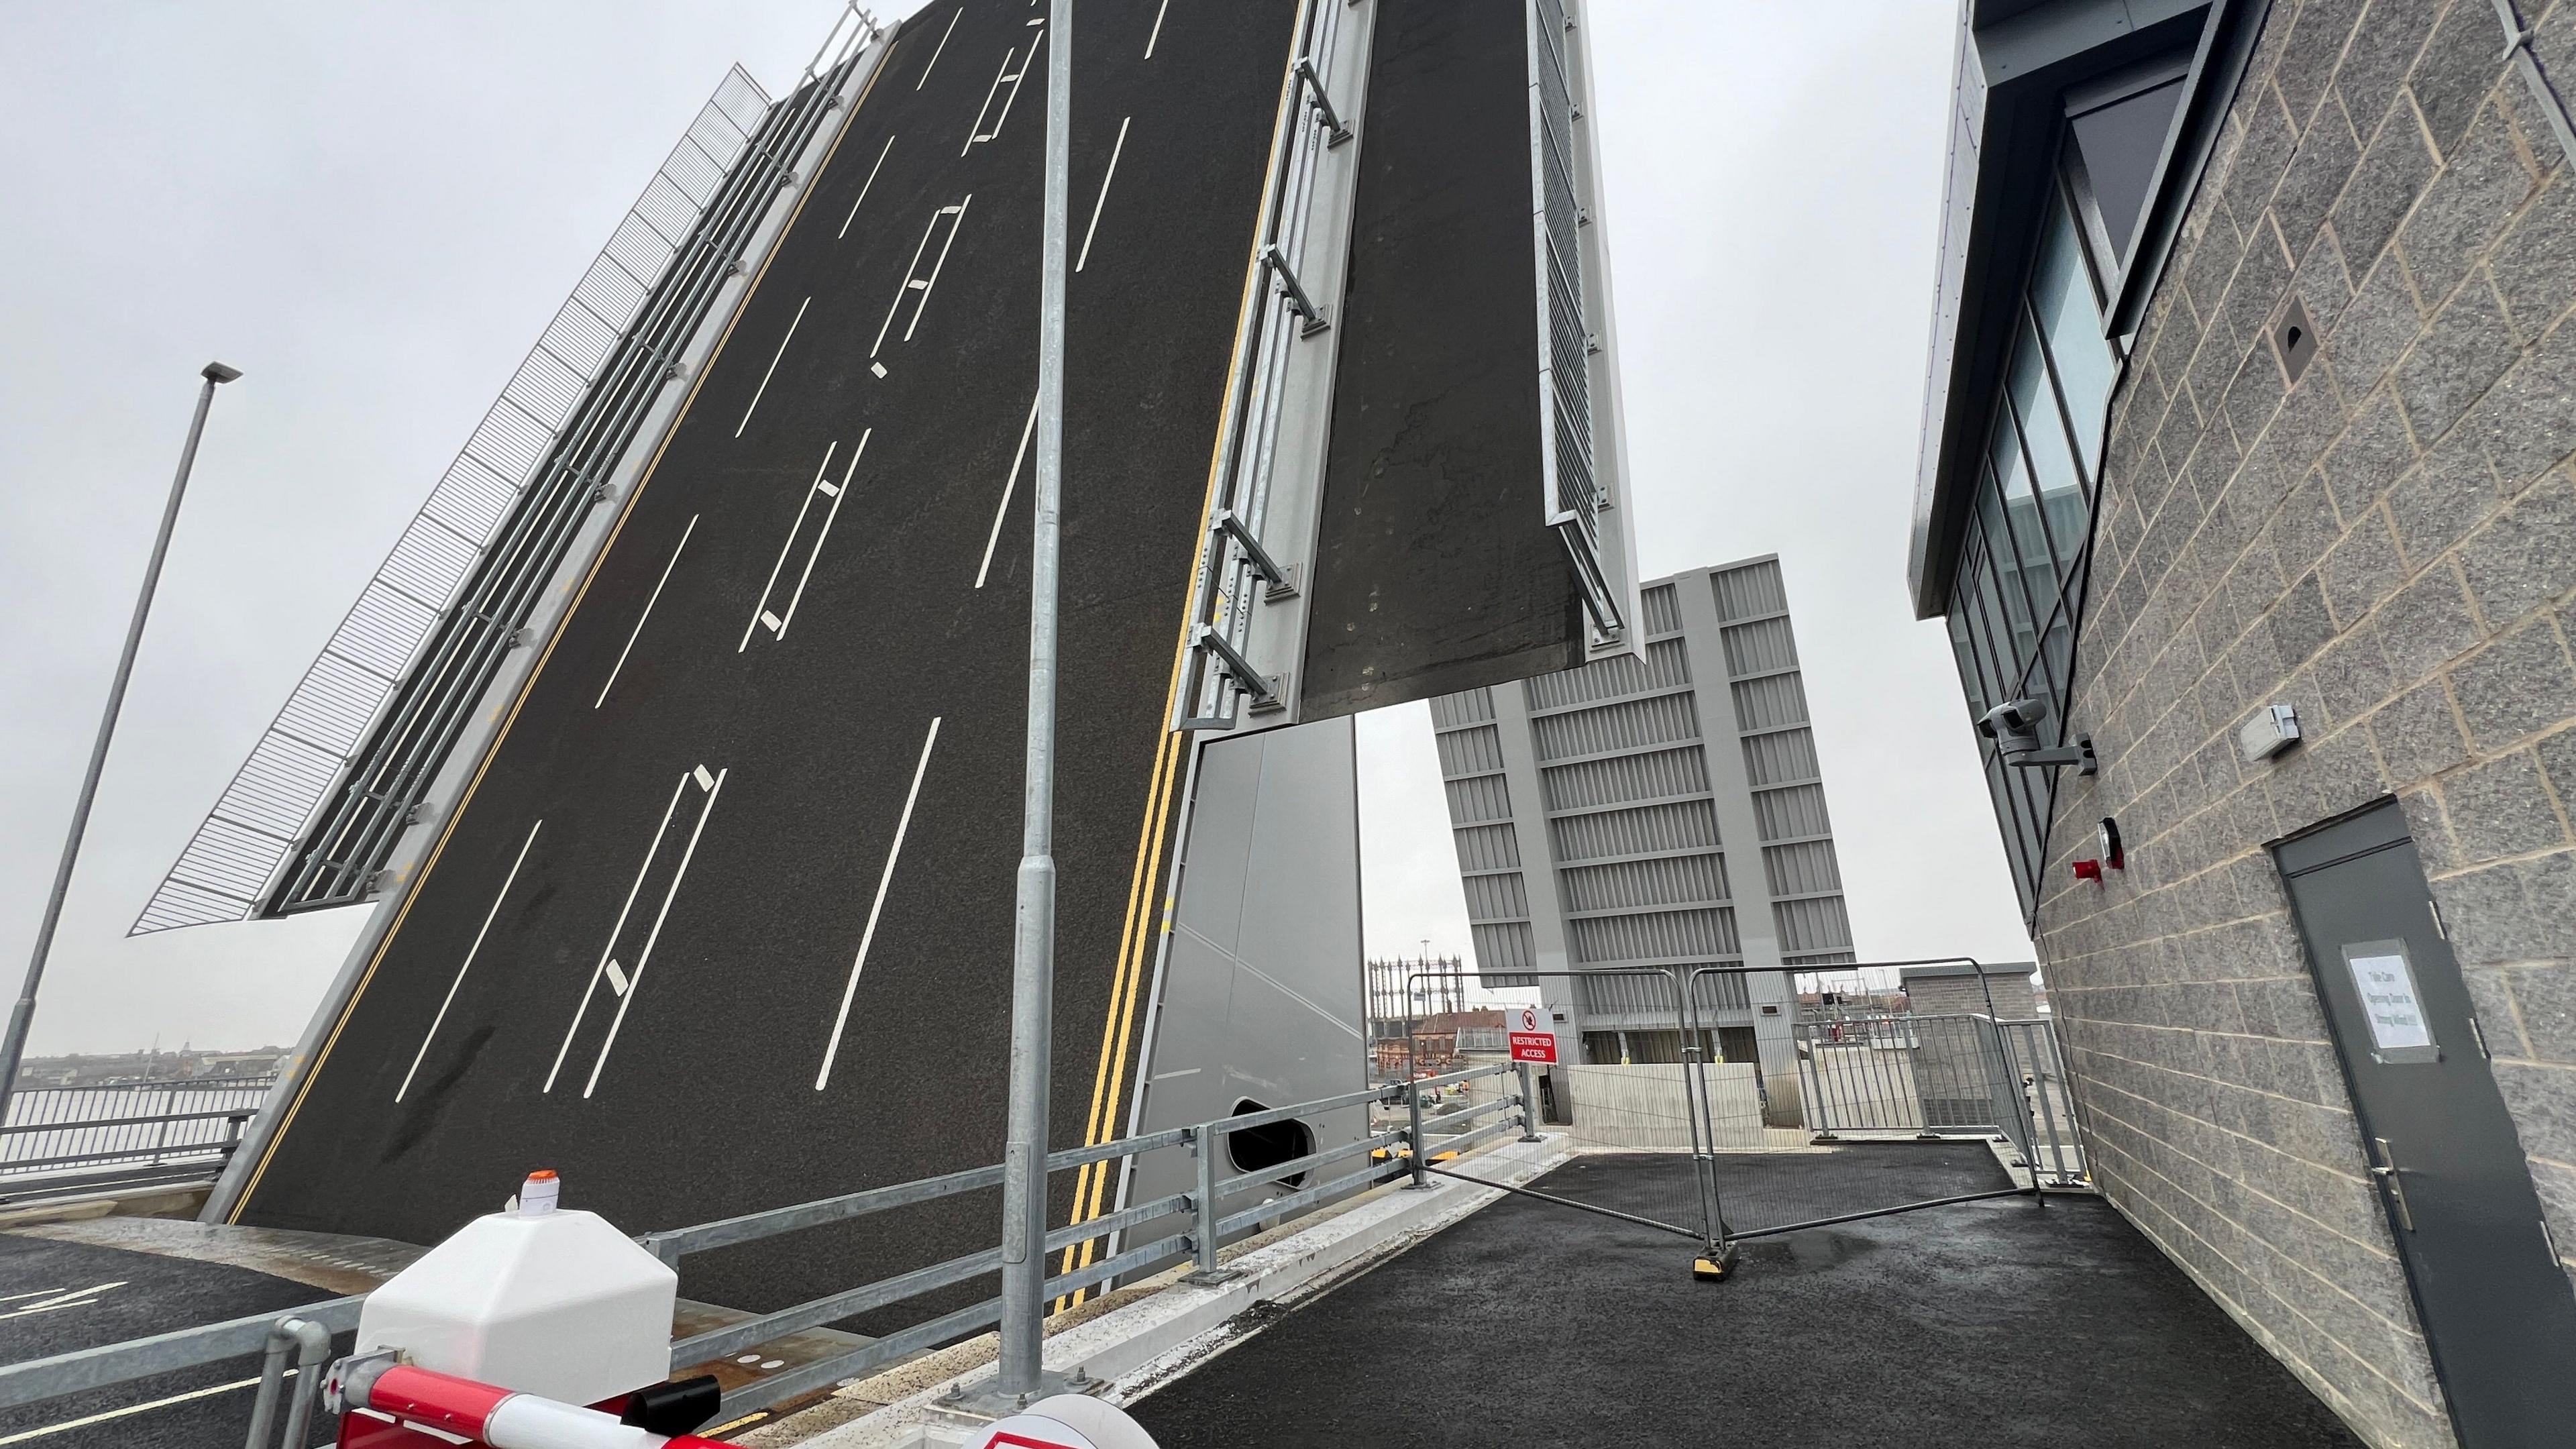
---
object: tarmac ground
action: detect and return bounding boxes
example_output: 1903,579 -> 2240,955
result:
1128,1147 -> 2367,1449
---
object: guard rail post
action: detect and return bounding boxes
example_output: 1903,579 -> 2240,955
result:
1184,1123 -> 1235,1283
1404,1079 -> 1431,1190
241,1316 -> 329,1449
1516,1062 -> 1542,1142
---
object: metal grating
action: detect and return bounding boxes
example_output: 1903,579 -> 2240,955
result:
138,15 -> 881,932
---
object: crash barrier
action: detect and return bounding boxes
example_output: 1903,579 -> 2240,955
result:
1403,959 -> 2083,1279
0,1063 -> 1533,1442
0,1075 -> 273,1181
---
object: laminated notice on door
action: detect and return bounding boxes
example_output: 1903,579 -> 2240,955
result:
2343,940 -> 2437,1063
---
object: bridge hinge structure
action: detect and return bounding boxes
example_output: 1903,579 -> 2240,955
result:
1176,0 -> 1360,731
133,17 -> 885,934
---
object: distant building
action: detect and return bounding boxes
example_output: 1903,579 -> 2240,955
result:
1431,556 -> 1854,1120
1898,961 -> 2039,1021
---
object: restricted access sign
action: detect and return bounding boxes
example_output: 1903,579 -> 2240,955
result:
1507,1006 -> 1559,1064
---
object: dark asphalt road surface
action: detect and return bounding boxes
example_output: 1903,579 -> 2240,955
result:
237,0 -> 1300,1326
1131,1150 -> 2365,1449
0,1235 -> 346,1449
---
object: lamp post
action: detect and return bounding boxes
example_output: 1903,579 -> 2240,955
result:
990,0 -> 1074,1409
0,361 -> 242,1123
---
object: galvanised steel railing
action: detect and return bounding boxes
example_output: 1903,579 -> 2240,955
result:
1,1075 -> 275,1179
0,1064 -> 1536,1438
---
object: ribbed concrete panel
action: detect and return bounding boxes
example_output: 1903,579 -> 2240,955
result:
1540,746 -> 1709,811
1754,783 -> 1833,841
1444,773 -> 1513,823
1710,557 -> 1786,621
1472,920 -> 1536,971
1436,724 -> 1504,775
1429,688 -> 1495,727
1640,582 -> 1682,635
1530,692 -> 1699,760
1762,840 -> 1843,897
1559,852 -> 1727,912
1719,616 -> 1799,676
1549,799 -> 1719,861
1740,727 -> 1820,788
1729,674 -> 1810,732
1568,906 -> 1737,964
1773,895 -> 1853,953
1452,823 -> 1521,871
1461,871 -> 1530,920
1521,637 -> 1689,710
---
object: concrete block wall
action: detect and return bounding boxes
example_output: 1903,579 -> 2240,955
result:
1902,967 -> 2039,1019
2036,3 -> 2576,1444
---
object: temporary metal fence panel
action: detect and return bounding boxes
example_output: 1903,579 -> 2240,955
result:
1,1076 -> 274,1179
0,1065 -> 1533,1433
131,33 -> 873,930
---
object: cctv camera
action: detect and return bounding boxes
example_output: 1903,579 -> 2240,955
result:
1977,697 -> 2050,753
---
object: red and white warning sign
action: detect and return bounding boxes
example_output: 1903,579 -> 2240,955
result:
1507,1006 -> 1559,1064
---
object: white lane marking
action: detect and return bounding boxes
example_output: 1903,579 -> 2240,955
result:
775,429 -> 868,641
1145,0 -> 1172,58
1075,116 -> 1132,274
0,1283 -> 122,1320
596,515 -> 698,708
735,295 -> 812,439
0,1373 -> 286,1446
962,32 -> 1042,154
816,718 -> 942,1091
397,818 -> 542,1103
871,362 -> 889,378
915,7 -> 960,89
545,771 -> 693,1093
904,195 -> 971,343
975,393 -> 1040,589
584,765 -> 726,1098
692,763 -> 714,792
838,135 -> 898,239
740,441 -> 841,651
873,209 -> 945,356
0,1289 -> 62,1304
604,960 -> 631,995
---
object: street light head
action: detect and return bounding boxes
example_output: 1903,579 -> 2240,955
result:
202,362 -> 243,384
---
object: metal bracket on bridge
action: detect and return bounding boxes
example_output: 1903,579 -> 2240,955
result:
1260,245 -> 1330,337
1212,509 -> 1297,600
1295,56 -> 1352,147
1191,624 -> 1282,713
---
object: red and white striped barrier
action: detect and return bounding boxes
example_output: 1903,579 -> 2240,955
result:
332,1362 -> 727,1449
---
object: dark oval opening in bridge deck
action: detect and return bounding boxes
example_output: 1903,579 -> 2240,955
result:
1226,1099 -> 1313,1189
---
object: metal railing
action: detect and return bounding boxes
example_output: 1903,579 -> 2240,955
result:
1175,0 -> 1360,727
1,1075 -> 274,1180
1799,1011 -> 2086,1187
136,9 -> 883,932
0,1064 -> 1535,1436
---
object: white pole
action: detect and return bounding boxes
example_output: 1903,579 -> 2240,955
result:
996,0 -> 1073,1403
0,362 -> 242,1122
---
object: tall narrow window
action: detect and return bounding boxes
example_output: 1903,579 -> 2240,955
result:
2061,51 -> 2192,266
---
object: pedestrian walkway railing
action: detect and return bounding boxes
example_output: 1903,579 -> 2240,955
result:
0,1063 -> 1536,1439
1,1076 -> 274,1180
1800,1011 -> 2087,1187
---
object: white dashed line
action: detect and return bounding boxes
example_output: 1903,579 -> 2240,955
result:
1075,117 -> 1132,273
915,7 -> 960,89
905,196 -> 971,342
741,441 -> 841,652
398,818 -> 542,1103
735,296 -> 811,438
583,766 -> 727,1099
839,136 -> 897,239
774,429 -> 869,640
1145,0 -> 1172,58
546,770 -> 694,1094
596,515 -> 698,708
976,393 -> 1040,588
816,716 -> 942,1091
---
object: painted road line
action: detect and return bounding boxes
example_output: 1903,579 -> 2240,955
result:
1076,117 -> 1132,274
584,765 -> 727,1098
873,209 -> 947,356
963,48 -> 1016,156
545,770 -> 693,1093
0,1283 -> 121,1320
740,441 -> 842,651
596,515 -> 699,708
904,196 -> 972,342
963,33 -> 1042,156
816,718 -> 941,1091
397,818 -> 543,1103
976,394 -> 1041,588
0,1373 -> 278,1446
914,6 -> 959,89
776,429 -> 869,641
838,135 -> 898,239
735,295 -> 812,438
1145,0 -> 1172,58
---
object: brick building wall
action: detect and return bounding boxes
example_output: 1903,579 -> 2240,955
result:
2037,3 -> 2576,1444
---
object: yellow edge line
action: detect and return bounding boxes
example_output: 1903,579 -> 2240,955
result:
1058,0 -> 1315,1299
232,44 -> 896,1222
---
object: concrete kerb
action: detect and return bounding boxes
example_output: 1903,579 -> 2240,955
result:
750,1132 -> 1575,1448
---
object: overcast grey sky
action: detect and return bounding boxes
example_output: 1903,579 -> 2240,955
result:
0,1 -> 2024,1057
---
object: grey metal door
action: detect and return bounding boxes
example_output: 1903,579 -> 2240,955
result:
2275,800 -> 2576,1446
